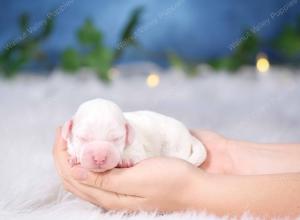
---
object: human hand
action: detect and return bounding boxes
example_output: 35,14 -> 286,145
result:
190,130 -> 234,174
53,127 -> 206,212
54,127 -> 300,216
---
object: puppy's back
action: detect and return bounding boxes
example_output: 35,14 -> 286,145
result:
124,110 -> 192,152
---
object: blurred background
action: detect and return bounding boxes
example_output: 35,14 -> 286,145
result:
1,0 -> 300,76
0,0 -> 300,144
0,2 -> 300,218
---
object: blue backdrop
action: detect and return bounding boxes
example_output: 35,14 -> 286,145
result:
1,0 -> 299,64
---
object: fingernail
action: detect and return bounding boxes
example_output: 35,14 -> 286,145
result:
72,167 -> 88,180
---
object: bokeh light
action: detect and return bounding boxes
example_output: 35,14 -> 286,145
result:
146,72 -> 160,88
256,54 -> 270,74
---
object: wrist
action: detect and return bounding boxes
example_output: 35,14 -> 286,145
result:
183,168 -> 210,211
220,137 -> 236,174
226,139 -> 260,175
185,171 -> 238,216
225,138 -> 245,175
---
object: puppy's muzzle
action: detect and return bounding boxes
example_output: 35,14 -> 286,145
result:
81,141 -> 120,171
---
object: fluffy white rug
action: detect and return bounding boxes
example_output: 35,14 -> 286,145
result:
0,64 -> 300,220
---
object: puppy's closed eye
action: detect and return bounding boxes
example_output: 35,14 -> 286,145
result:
113,137 -> 124,142
108,135 -> 124,143
76,135 -> 90,142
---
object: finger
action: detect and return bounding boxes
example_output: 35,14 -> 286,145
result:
53,126 -> 72,181
62,181 -> 99,206
51,128 -> 143,211
53,126 -> 68,153
54,151 -> 72,181
52,127 -> 146,211
53,127 -> 69,165
53,126 -> 68,170
71,165 -> 146,196
52,127 -> 143,210
69,177 -> 145,211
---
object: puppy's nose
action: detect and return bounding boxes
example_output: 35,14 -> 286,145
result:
81,142 -> 110,169
92,152 -> 107,165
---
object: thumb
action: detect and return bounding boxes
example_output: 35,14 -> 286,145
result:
54,126 -> 68,151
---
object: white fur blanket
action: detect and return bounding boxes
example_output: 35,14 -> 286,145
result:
1,65 -> 300,220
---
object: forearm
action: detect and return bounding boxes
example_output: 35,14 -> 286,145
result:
228,139 -> 300,174
190,171 -> 300,218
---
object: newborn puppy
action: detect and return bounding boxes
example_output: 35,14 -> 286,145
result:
62,99 -> 207,172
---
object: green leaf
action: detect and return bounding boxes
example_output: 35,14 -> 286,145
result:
0,49 -> 30,77
235,31 -> 259,60
120,7 -> 143,44
273,25 -> 300,57
59,19 -> 114,82
19,13 -> 29,33
0,12 -> 54,77
114,6 -> 143,60
167,53 -> 198,76
296,15 -> 300,32
38,18 -> 54,40
208,57 -> 242,71
61,48 -> 81,72
83,47 -> 113,82
168,53 -> 185,69
209,30 -> 260,71
77,19 -> 102,46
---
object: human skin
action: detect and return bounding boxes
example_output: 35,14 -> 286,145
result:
53,127 -> 300,218
191,130 -> 300,175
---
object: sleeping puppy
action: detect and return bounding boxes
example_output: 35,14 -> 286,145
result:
62,99 -> 207,172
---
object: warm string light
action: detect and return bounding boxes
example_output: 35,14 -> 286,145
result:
256,53 -> 270,74
146,72 -> 160,88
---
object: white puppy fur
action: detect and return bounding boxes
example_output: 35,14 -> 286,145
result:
123,111 -> 207,165
63,99 -> 207,170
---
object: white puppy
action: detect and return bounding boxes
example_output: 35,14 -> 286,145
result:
62,99 -> 207,172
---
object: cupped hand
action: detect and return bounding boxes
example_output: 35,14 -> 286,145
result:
191,130 -> 234,174
53,127 -> 205,212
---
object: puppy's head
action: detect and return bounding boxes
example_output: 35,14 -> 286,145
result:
62,99 -> 134,172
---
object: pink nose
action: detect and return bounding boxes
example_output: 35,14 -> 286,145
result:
92,151 -> 107,165
81,142 -> 111,169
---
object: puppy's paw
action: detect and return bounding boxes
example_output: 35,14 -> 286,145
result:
117,159 -> 134,168
68,156 -> 79,167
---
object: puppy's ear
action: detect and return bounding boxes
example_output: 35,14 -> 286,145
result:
62,119 -> 73,140
125,122 -> 135,146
